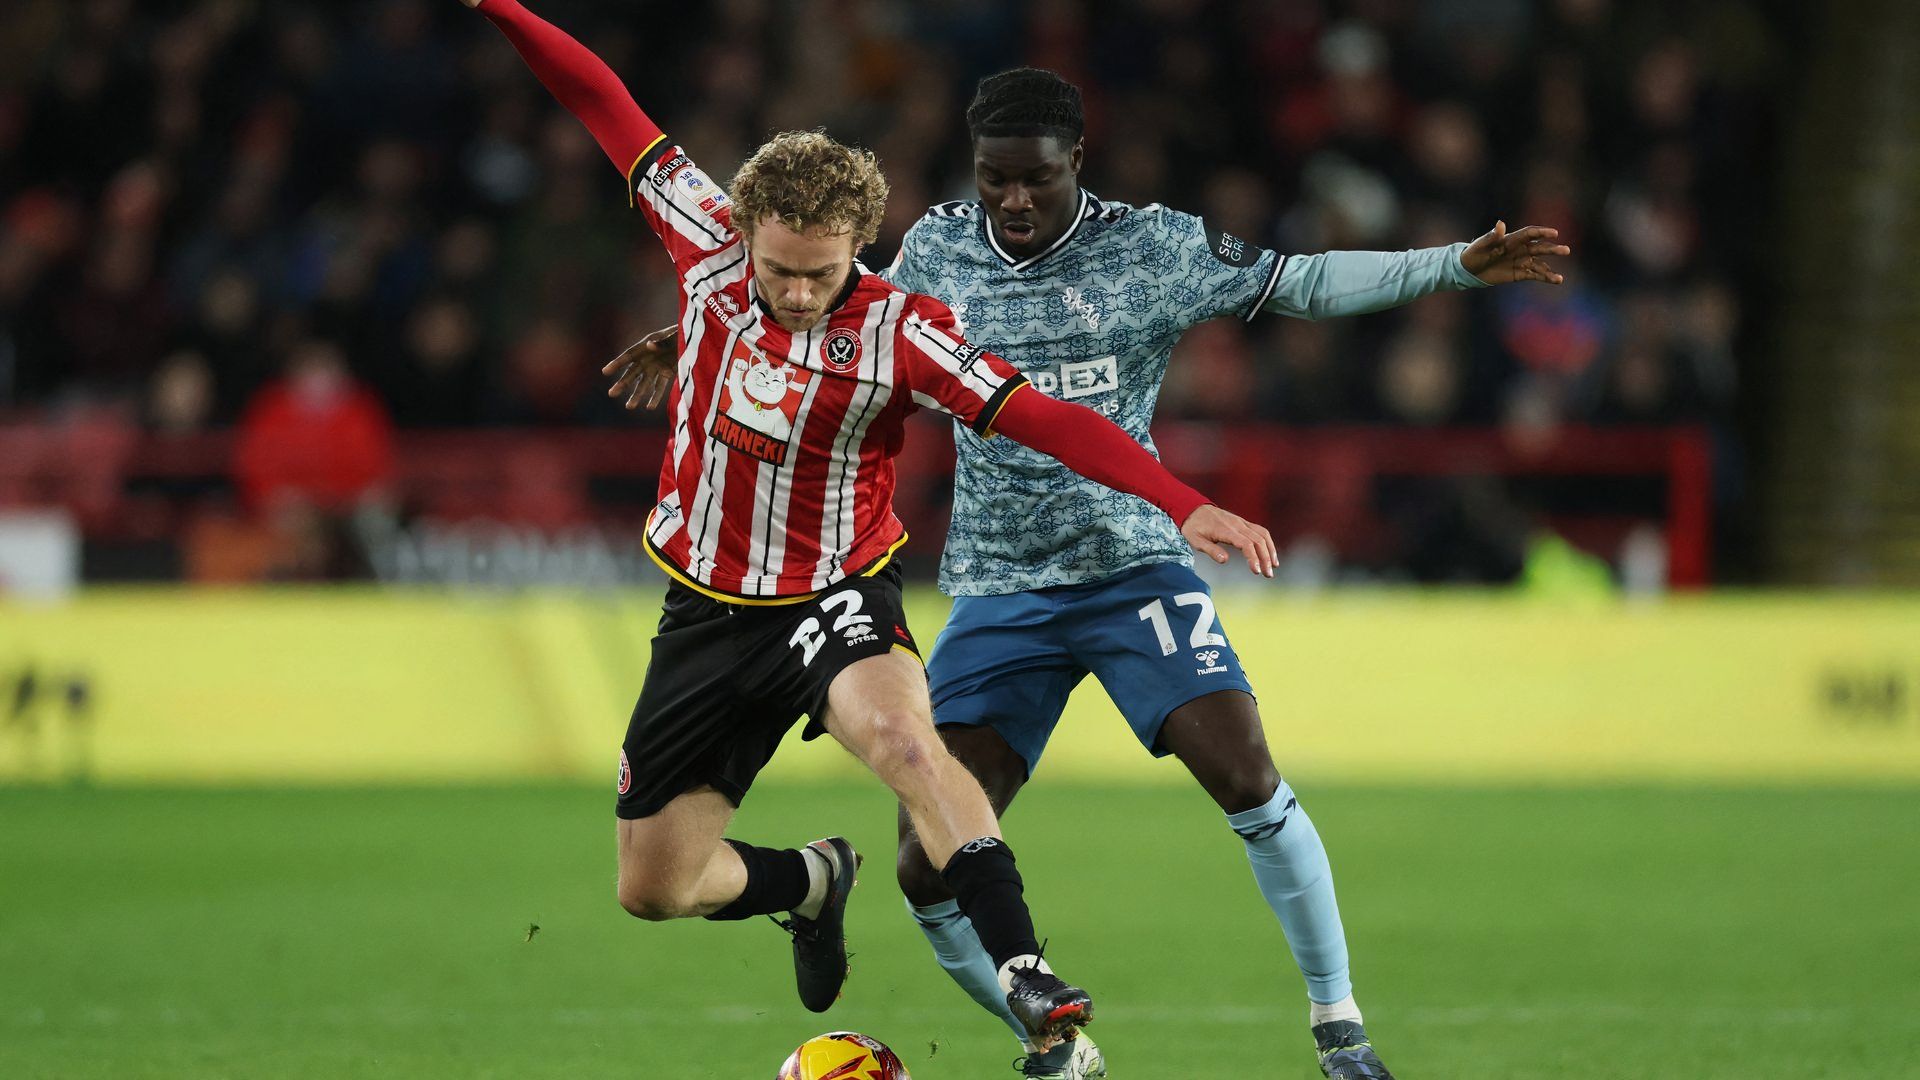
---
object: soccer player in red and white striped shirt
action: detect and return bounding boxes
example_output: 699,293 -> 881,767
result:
462,0 -> 1275,1047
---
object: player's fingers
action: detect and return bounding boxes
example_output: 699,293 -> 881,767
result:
1193,535 -> 1231,565
1233,527 -> 1265,576
641,371 -> 671,410
607,362 -> 640,397
1242,535 -> 1268,576
1225,526 -> 1267,576
1259,525 -> 1278,578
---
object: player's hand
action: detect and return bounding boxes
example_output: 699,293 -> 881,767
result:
1460,220 -> 1570,285
1181,505 -> 1277,578
603,325 -> 680,410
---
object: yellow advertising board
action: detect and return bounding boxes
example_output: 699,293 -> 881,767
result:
2,589 -> 1916,784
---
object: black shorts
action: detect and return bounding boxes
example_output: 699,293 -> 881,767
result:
616,561 -> 921,819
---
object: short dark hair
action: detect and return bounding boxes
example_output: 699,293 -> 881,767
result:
965,67 -> 1084,143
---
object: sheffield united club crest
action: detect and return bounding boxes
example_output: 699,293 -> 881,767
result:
820,326 -> 863,373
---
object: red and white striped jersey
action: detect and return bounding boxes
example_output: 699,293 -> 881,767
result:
628,135 -> 1030,603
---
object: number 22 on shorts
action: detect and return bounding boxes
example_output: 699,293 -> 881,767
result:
787,590 -> 874,666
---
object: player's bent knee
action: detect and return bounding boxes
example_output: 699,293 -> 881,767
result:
617,886 -> 688,922
616,872 -> 696,922
1196,750 -> 1281,814
859,711 -> 946,787
1226,762 -> 1282,811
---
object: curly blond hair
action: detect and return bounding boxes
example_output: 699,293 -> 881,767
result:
729,131 -> 889,247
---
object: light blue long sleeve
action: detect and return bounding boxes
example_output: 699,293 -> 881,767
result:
1264,241 -> 1487,321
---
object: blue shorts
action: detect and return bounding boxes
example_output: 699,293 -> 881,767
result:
926,560 -> 1255,776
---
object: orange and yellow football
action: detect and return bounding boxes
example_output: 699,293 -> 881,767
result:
776,1031 -> 911,1080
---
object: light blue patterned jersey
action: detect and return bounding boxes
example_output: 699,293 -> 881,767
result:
887,190 -> 1486,596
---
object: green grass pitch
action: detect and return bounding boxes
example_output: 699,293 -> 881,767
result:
1,782 -> 1914,1078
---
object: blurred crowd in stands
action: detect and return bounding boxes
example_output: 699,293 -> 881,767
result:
0,0 -> 1789,583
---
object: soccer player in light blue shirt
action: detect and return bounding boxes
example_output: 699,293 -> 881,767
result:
604,67 -> 1568,1080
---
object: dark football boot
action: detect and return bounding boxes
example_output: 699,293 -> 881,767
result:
770,836 -> 859,1013
1004,958 -> 1094,1053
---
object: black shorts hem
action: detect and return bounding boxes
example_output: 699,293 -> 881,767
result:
614,777 -> 747,821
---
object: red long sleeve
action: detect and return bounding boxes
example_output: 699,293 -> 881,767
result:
987,385 -> 1211,527
479,0 -> 663,175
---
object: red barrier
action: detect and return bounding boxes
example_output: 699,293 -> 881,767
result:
0,418 -> 1713,586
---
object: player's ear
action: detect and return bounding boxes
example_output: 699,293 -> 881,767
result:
1068,140 -> 1085,175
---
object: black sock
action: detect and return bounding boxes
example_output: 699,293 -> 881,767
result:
939,837 -> 1040,969
704,840 -> 810,921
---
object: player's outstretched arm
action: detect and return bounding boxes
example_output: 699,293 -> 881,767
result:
459,0 -> 662,176
1268,222 -> 1570,321
989,387 -> 1277,577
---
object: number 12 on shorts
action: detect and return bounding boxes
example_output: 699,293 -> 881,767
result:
1138,593 -> 1227,656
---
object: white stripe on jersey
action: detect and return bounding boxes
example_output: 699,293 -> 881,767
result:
660,247 -> 752,583
686,318 -> 770,584
747,324 -> 823,594
670,245 -> 750,480
813,291 -> 898,587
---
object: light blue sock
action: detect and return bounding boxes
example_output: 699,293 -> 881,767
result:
907,898 -> 1030,1045
1227,780 -> 1354,1005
